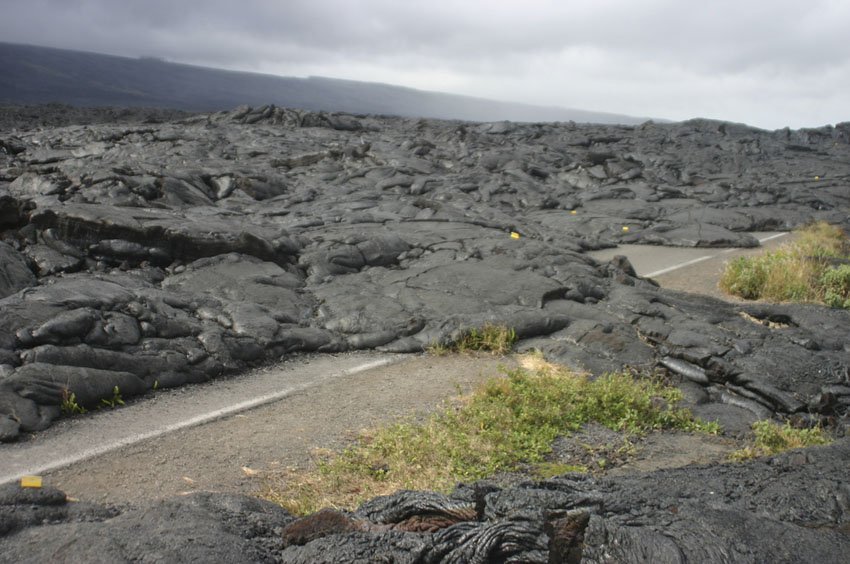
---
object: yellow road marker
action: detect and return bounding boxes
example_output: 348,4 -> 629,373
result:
21,476 -> 42,488
510,232 -> 520,239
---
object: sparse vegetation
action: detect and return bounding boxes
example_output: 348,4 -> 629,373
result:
730,420 -> 832,461
260,355 -> 718,515
428,323 -> 517,355
720,221 -> 850,307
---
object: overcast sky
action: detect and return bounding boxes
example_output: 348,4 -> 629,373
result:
3,0 -> 848,129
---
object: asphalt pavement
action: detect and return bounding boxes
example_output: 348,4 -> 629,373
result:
588,232 -> 791,298
0,352 -> 401,485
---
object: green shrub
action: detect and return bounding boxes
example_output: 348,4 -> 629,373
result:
720,256 -> 768,299
821,265 -> 850,308
720,222 -> 850,308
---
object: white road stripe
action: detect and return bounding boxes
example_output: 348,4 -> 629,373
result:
757,232 -> 789,243
0,356 -> 401,485
645,255 -> 714,278
645,232 -> 789,278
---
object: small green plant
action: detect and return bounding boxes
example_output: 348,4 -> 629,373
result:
260,358 -> 717,515
428,323 -> 518,355
720,222 -> 850,308
60,389 -> 87,415
100,386 -> 125,409
730,420 -> 831,461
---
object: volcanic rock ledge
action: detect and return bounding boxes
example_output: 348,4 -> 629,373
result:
1,105 -> 849,441
1,439 -> 848,562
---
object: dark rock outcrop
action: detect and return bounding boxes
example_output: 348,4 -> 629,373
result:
1,440 -> 848,562
0,106 -> 848,442
0,242 -> 35,298
1,105 -> 849,561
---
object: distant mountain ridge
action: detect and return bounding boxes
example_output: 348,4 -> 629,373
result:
0,42 -> 655,125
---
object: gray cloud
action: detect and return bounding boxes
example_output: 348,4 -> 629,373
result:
2,0 -> 848,128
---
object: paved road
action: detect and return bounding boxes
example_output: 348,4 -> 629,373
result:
588,232 -> 792,299
0,353 -> 511,504
0,352 -> 401,486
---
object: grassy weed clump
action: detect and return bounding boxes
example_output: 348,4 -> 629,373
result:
261,357 -> 717,515
720,222 -> 850,307
730,420 -> 831,461
429,323 -> 517,355
795,221 -> 848,258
